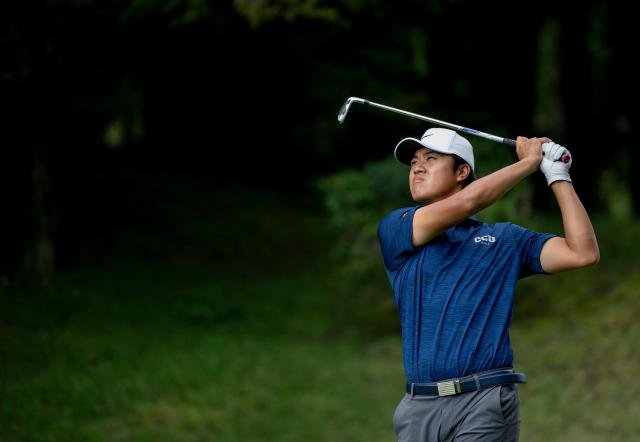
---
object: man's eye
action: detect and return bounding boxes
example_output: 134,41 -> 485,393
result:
410,160 -> 417,166
427,156 -> 436,160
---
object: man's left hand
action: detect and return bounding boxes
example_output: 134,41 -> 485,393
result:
540,142 -> 572,186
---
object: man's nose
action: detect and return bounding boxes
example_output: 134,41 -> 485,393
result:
412,161 -> 426,173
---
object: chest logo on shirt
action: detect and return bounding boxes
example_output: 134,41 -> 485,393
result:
474,234 -> 496,245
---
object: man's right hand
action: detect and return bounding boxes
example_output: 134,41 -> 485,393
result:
516,136 -> 548,172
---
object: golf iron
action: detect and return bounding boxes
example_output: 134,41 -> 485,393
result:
337,97 -> 517,147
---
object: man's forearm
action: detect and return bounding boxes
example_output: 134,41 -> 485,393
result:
551,181 -> 600,262
461,158 -> 538,213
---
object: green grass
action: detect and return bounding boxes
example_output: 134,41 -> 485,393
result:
1,260 -> 405,441
1,185 -> 639,441
514,269 -> 640,441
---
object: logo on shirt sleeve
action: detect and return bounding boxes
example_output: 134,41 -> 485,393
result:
474,235 -> 496,245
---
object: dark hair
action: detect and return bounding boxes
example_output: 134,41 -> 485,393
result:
452,154 -> 475,187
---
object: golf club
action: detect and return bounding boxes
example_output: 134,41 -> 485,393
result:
337,97 -> 571,163
338,97 -> 517,147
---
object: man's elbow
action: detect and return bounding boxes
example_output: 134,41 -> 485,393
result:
578,249 -> 600,268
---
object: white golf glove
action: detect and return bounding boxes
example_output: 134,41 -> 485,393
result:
540,142 -> 572,185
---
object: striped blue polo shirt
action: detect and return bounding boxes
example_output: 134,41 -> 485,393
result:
378,206 -> 554,384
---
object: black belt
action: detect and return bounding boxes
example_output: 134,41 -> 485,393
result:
406,369 -> 526,397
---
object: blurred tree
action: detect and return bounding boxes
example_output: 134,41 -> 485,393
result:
606,3 -> 639,215
2,0 -> 635,286
233,0 -> 340,28
3,1 -> 171,285
24,146 -> 56,287
533,17 -> 565,139
557,3 -> 596,205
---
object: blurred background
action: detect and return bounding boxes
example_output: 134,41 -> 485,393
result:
1,1 -> 639,440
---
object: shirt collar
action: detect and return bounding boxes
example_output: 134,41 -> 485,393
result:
465,214 -> 482,225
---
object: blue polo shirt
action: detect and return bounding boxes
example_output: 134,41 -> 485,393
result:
378,206 -> 554,384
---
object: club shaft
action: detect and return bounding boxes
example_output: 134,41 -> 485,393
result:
360,98 -> 516,147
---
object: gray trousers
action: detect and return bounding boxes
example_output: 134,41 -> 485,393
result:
393,384 -> 520,441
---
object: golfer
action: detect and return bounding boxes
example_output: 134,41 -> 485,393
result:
378,128 -> 599,441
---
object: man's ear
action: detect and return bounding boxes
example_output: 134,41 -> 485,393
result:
456,164 -> 471,183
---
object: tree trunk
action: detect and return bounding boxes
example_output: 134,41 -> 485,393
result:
607,5 -> 640,215
23,146 -> 56,288
558,2 -> 600,209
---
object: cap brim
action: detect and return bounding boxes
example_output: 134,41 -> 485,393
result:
394,138 -> 424,165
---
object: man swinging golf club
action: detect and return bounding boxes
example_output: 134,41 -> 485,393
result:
377,128 -> 599,441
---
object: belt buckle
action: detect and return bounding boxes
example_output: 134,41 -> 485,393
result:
437,379 -> 461,396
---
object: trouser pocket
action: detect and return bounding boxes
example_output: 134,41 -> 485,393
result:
499,384 -> 521,441
392,394 -> 410,438
499,384 -> 520,424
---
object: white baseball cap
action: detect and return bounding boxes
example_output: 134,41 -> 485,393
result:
394,128 -> 475,172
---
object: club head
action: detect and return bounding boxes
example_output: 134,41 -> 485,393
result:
337,97 -> 365,124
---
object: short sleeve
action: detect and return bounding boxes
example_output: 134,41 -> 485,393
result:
377,207 -> 419,272
508,223 -> 556,278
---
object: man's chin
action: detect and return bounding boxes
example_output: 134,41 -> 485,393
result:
411,193 -> 431,203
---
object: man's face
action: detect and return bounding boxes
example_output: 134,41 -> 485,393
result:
409,148 -> 460,203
